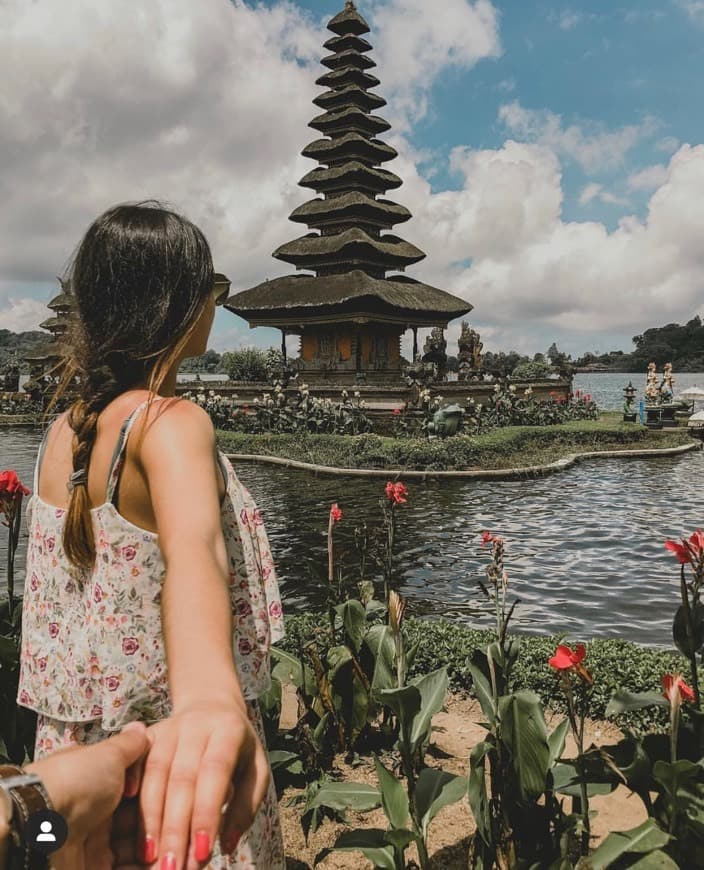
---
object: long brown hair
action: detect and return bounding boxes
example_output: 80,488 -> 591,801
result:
48,201 -> 214,571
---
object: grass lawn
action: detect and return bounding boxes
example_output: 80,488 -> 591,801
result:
216,412 -> 697,472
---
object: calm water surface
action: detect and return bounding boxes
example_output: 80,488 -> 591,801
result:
2,423 -> 702,647
574,372 -> 704,411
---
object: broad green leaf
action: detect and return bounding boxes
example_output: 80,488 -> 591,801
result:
414,767 -> 467,837
271,647 -> 317,696
365,624 -> 396,692
267,750 -> 302,774
306,781 -> 381,813
384,828 -> 417,854
468,740 -> 493,846
409,667 -> 449,754
405,639 -> 420,673
624,851 -> 680,869
673,602 -> 704,657
586,819 -> 672,870
327,645 -> 353,680
336,599 -> 367,653
378,684 -> 421,752
331,659 -> 369,743
315,829 -> 396,869
606,689 -> 669,716
498,690 -> 550,801
469,649 -> 496,726
374,756 -> 409,830
547,718 -> 569,766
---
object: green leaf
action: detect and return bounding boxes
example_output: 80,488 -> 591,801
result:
586,819 -> 672,870
673,602 -> 704,658
547,718 -> 569,766
327,645 -> 353,680
374,756 -> 409,830
624,850 -> 680,869
469,649 -> 496,726
378,684 -> 421,754
606,689 -> 669,717
409,667 -> 449,754
271,647 -> 305,688
405,639 -> 420,672
413,767 -> 466,838
498,690 -> 550,801
306,781 -> 381,813
365,624 -> 396,692
267,750 -> 302,774
336,600 -> 367,653
468,740 -> 493,846
315,829 -> 396,869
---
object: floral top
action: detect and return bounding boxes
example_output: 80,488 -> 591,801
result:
17,398 -> 284,731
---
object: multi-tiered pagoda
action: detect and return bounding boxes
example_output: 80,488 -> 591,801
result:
225,1 -> 471,383
24,278 -> 73,380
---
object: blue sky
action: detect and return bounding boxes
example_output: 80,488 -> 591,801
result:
1,0 -> 703,358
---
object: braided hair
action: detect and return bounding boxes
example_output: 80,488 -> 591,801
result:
49,201 -> 214,571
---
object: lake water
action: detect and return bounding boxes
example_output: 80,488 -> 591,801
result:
2,418 -> 701,647
573,372 -> 704,411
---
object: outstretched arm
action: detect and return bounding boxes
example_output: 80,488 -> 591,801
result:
136,398 -> 269,869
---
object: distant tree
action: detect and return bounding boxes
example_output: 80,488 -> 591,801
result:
220,347 -> 269,382
546,342 -> 571,367
511,360 -> 554,381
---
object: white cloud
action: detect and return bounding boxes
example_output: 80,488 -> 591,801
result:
656,136 -> 681,154
369,0 -> 501,125
578,183 -> 629,206
392,141 -> 704,341
678,1 -> 704,22
498,101 -> 659,173
556,10 -> 583,30
627,164 -> 669,191
0,291 -> 50,333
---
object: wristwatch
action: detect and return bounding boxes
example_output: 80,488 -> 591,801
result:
0,765 -> 52,870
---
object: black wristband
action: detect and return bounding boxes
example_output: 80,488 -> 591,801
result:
0,765 -> 52,870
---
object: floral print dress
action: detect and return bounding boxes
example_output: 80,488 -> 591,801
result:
16,397 -> 286,869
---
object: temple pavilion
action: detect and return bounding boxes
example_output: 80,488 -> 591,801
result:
224,1 -> 472,383
24,278 -> 73,377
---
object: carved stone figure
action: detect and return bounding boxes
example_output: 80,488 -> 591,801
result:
422,327 -> 448,381
457,321 -> 483,381
1,355 -> 20,393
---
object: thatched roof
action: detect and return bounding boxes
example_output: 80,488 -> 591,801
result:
39,316 -> 68,331
313,85 -> 386,113
273,228 -> 425,270
300,161 -> 402,195
323,34 -> 372,54
302,133 -> 397,165
321,49 -> 376,71
226,271 -> 472,322
290,193 -> 411,229
47,291 -> 73,311
309,106 -> 390,136
316,66 -> 380,90
328,2 -> 370,37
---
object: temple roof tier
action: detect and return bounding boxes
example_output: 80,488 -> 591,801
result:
47,291 -> 73,311
327,2 -> 371,36
320,49 -> 376,71
313,85 -> 386,113
225,270 -> 472,325
273,228 -> 425,272
302,133 -> 397,165
323,33 -> 372,54
289,192 -> 412,230
39,316 -> 68,331
299,161 -> 402,195
309,106 -> 390,136
315,66 -> 380,90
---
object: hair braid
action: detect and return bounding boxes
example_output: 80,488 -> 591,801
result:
62,362 -> 123,571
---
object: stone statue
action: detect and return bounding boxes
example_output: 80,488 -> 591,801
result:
422,327 -> 448,381
1,354 -> 20,393
427,403 -> 464,438
457,321 -> 483,381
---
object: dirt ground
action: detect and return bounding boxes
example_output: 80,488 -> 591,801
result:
277,685 -> 648,869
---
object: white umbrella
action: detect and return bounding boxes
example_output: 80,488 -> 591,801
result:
676,387 -> 704,402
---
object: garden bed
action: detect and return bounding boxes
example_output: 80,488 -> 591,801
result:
217,414 -> 695,473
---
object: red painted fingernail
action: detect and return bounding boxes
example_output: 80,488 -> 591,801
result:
161,854 -> 177,870
225,830 -> 241,854
140,835 -> 157,864
195,830 -> 211,862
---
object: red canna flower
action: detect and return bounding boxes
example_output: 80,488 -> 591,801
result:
385,482 -> 408,505
662,673 -> 696,706
665,530 -> 704,566
549,643 -> 593,684
393,408 -> 401,416
481,530 -> 495,546
329,503 -> 343,523
0,469 -> 30,526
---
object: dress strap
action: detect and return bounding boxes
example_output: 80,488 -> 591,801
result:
33,416 -> 61,494
105,399 -> 154,506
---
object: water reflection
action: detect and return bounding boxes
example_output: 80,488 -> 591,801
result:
2,426 -> 701,646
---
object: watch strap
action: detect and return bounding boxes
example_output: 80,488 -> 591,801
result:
0,765 -> 52,870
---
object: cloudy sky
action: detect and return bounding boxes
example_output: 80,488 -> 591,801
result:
1,0 -> 703,358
